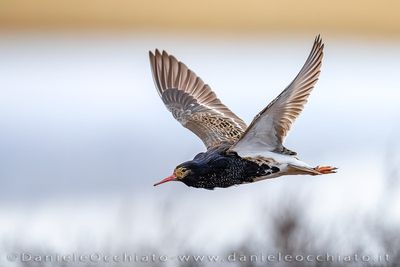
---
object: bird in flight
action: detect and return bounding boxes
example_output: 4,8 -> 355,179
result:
149,35 -> 336,190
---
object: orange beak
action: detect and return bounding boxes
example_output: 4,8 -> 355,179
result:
153,174 -> 177,186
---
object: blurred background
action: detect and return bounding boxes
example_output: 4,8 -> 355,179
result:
1,0 -> 400,266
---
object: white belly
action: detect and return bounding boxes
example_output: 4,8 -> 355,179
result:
241,150 -> 310,166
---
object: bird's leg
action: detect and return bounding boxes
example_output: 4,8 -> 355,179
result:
314,166 -> 338,174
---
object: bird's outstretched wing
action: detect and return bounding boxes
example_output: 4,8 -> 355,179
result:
149,50 -> 247,149
230,35 -> 324,156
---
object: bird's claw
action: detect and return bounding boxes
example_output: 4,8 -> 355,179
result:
314,165 -> 338,174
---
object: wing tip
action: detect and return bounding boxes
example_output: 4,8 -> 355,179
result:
148,48 -> 163,56
314,34 -> 324,51
149,49 -> 179,64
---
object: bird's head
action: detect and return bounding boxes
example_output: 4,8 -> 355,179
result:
153,162 -> 195,187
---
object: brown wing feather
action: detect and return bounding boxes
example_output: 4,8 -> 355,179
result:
149,50 -> 247,149
231,35 -> 324,155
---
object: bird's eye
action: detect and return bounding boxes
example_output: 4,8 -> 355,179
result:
175,167 -> 189,179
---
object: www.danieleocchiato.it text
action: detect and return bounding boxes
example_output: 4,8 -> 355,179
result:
5,252 -> 391,264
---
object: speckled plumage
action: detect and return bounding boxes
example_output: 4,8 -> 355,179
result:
149,50 -> 246,149
177,147 -> 280,189
150,35 -> 337,189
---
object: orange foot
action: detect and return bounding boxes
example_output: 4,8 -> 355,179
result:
314,166 -> 338,174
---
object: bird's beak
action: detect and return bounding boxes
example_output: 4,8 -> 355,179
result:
153,174 -> 177,186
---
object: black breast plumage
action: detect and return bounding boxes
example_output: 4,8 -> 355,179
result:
179,147 -> 280,189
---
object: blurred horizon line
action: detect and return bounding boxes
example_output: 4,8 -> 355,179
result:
1,0 -> 400,39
